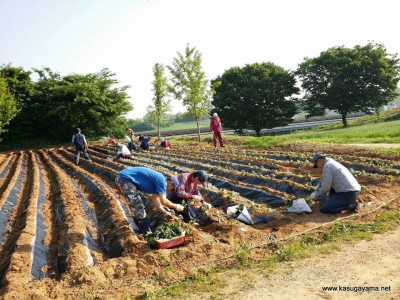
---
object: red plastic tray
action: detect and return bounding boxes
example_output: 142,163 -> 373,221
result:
155,234 -> 185,249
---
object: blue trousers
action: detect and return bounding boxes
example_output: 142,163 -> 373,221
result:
75,146 -> 91,164
128,141 -> 136,151
320,189 -> 359,214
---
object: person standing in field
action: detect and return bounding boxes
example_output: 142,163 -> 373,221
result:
210,112 -> 224,148
72,128 -> 92,165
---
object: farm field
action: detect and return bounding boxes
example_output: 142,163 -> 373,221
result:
0,141 -> 399,299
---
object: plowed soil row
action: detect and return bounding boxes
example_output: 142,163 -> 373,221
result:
0,143 -> 399,299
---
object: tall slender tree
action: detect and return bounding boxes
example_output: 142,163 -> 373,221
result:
168,44 -> 211,141
147,63 -> 171,140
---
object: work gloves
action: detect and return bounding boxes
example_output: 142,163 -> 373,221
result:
162,211 -> 175,221
175,204 -> 184,212
192,195 -> 202,202
202,202 -> 212,210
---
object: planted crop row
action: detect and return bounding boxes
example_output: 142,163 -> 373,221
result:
172,146 -> 396,175
90,146 -> 285,207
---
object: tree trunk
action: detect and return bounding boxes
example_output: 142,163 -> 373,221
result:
256,129 -> 261,137
341,112 -> 348,127
196,117 -> 201,142
157,117 -> 161,140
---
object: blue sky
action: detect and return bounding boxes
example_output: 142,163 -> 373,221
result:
1,0 -> 399,118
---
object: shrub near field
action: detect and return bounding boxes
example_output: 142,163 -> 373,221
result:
0,135 -> 400,299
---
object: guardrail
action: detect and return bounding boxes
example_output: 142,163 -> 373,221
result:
165,117 -> 361,138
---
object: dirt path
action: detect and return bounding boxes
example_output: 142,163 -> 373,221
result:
348,143 -> 400,149
232,227 -> 400,300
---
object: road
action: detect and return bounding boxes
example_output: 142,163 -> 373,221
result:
231,227 -> 400,300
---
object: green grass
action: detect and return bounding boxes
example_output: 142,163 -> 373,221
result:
245,118 -> 400,148
141,267 -> 227,300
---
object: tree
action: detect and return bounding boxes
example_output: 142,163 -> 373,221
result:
0,77 -> 19,140
0,64 -> 33,108
168,44 -> 211,141
296,43 -> 400,126
211,62 -> 299,137
147,63 -> 171,139
0,67 -> 133,148
35,68 -> 132,139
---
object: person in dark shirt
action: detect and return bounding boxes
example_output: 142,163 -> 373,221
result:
140,136 -> 151,150
71,128 -> 92,165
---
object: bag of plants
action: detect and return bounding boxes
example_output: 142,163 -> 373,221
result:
227,204 -> 254,225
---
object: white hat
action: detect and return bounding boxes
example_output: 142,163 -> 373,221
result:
213,112 -> 218,117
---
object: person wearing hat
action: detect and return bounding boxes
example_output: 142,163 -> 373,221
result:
126,127 -> 135,140
210,112 -> 224,148
169,170 -> 212,222
310,152 -> 361,214
115,166 -> 184,234
160,137 -> 171,149
71,128 -> 92,165
113,142 -> 132,161
124,135 -> 137,152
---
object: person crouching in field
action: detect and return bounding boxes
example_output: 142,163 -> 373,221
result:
160,137 -> 171,149
105,137 -> 118,148
140,136 -> 151,151
166,170 -> 212,223
115,166 -> 184,234
124,135 -> 136,152
310,152 -> 361,214
113,143 -> 132,161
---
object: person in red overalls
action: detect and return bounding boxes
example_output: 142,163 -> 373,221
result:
210,112 -> 224,148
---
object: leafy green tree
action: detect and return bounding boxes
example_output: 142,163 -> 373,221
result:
147,63 -> 171,139
1,68 -> 132,148
168,44 -> 211,141
296,43 -> 400,126
0,77 -> 19,140
211,62 -> 299,137
0,65 -> 34,144
37,68 -> 132,139
0,64 -> 33,108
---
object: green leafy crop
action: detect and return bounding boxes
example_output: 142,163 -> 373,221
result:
146,220 -> 184,246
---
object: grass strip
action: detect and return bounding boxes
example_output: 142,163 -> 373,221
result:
138,203 -> 400,300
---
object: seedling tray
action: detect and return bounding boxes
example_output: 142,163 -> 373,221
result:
155,233 -> 185,249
